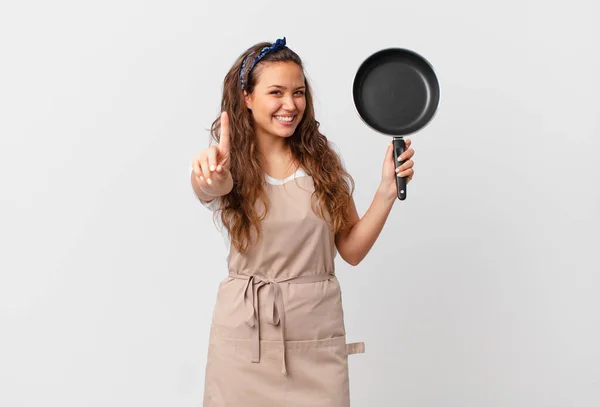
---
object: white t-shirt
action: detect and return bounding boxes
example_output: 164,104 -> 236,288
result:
190,141 -> 348,261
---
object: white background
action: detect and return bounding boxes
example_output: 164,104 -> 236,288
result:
1,0 -> 599,406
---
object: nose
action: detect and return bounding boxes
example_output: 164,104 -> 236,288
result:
282,95 -> 296,112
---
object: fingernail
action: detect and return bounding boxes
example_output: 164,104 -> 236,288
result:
216,165 -> 222,172
207,178 -> 212,185
210,165 -> 215,171
199,176 -> 204,180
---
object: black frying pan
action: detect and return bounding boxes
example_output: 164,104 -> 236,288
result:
352,48 -> 440,200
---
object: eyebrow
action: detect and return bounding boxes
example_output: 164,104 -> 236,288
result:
267,85 -> 306,90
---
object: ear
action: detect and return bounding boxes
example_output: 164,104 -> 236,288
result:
244,90 -> 252,110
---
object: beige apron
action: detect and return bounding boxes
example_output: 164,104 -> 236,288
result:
203,174 -> 364,407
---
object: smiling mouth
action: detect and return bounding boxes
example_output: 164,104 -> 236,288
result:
274,115 -> 296,123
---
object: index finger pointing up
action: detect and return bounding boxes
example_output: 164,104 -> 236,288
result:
218,111 -> 230,154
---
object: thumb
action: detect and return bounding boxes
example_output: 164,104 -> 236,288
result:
386,141 -> 394,159
212,164 -> 230,179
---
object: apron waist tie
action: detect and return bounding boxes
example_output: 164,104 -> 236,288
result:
228,272 -> 335,376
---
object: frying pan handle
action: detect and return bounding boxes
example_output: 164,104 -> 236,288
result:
393,137 -> 407,200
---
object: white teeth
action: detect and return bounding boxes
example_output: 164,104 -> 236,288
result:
275,116 -> 294,122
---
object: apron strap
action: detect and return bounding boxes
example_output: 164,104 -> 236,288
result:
229,272 -> 335,375
346,341 -> 365,355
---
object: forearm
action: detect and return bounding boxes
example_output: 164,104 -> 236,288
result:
344,185 -> 395,265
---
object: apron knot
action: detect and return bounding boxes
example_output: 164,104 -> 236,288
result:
229,272 -> 335,376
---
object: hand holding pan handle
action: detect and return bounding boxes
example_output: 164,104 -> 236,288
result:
393,137 -> 407,200
352,48 -> 440,200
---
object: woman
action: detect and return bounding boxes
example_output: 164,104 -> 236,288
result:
190,37 -> 415,406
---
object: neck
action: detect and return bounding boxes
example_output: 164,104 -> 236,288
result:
255,129 -> 290,161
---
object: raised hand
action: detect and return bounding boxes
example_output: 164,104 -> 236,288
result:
192,111 -> 232,197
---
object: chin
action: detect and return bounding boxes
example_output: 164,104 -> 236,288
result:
270,120 -> 299,138
276,128 -> 297,138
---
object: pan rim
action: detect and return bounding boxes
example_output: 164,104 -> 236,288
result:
351,47 -> 441,137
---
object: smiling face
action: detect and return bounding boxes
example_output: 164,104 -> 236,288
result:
244,61 -> 306,140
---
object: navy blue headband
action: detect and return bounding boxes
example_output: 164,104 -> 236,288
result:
240,37 -> 288,90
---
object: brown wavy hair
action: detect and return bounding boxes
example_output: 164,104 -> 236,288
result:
208,40 -> 355,253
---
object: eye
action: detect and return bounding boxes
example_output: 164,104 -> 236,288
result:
295,90 -> 305,95
270,90 -> 281,95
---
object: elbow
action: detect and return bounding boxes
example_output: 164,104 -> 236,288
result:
346,256 -> 362,267
336,241 -> 363,266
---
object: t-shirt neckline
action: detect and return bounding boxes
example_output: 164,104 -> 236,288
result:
264,168 -> 307,185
